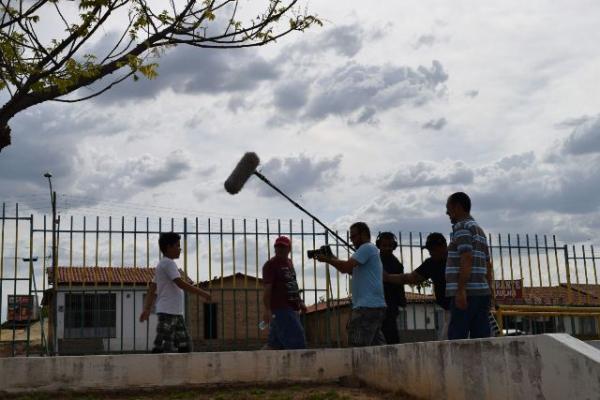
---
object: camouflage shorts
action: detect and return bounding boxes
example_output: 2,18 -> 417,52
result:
347,307 -> 386,347
153,313 -> 192,353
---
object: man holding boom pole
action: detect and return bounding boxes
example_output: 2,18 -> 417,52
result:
315,222 -> 387,347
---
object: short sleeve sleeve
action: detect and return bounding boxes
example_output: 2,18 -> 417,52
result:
165,260 -> 181,281
352,243 -> 376,265
262,261 -> 274,285
453,225 -> 473,255
414,260 -> 432,279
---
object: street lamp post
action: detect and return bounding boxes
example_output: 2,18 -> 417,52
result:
43,172 -> 57,354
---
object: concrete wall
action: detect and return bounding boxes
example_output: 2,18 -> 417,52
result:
1,334 -> 599,400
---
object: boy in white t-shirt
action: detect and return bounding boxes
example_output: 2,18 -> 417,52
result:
140,232 -> 211,353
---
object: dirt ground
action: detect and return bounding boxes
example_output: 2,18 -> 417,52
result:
3,383 -> 413,400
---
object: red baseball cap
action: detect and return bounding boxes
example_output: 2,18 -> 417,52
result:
274,236 -> 291,248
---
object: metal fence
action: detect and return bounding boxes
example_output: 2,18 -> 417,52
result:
0,202 -> 599,357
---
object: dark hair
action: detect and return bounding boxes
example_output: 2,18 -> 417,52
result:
424,232 -> 447,249
350,222 -> 371,239
159,232 -> 181,253
448,192 -> 471,213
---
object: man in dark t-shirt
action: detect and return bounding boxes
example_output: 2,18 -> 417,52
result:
262,236 -> 307,349
377,232 -> 406,344
383,232 -> 450,339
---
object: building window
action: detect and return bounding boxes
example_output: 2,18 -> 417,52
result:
204,303 -> 218,339
64,293 -> 116,338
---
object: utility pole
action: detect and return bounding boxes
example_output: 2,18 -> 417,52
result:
43,172 -> 57,354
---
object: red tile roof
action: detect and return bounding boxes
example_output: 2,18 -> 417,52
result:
49,266 -> 190,285
497,284 -> 600,306
305,292 -> 436,314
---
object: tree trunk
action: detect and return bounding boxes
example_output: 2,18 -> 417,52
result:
0,123 -> 10,152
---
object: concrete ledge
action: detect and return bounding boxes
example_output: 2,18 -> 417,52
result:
1,334 -> 599,400
352,334 -> 600,400
0,348 -> 352,393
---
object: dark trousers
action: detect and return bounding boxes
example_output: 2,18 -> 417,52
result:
448,295 -> 491,340
381,308 -> 400,344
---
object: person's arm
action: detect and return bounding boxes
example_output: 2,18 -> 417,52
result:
487,259 -> 495,306
383,270 -> 425,285
139,283 -> 156,322
173,278 -> 211,301
454,226 -> 475,310
319,256 -> 359,274
263,283 -> 273,323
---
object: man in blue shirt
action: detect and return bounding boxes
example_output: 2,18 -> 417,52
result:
316,222 -> 387,347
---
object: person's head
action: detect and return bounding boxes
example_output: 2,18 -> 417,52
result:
349,222 -> 371,248
273,236 -> 291,259
376,232 -> 397,255
159,232 -> 181,259
446,192 -> 471,224
422,232 -> 447,261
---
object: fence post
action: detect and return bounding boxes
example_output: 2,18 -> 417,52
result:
563,245 -> 572,304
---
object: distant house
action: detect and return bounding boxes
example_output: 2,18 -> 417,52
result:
188,273 -> 267,351
305,292 -> 442,346
46,266 -> 166,354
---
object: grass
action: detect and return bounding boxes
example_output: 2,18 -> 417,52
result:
2,384 -> 390,400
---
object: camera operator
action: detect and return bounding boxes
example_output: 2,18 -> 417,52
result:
315,222 -> 387,347
376,232 -> 406,344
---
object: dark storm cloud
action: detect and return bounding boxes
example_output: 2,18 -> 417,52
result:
252,154 -> 343,198
422,117 -> 447,130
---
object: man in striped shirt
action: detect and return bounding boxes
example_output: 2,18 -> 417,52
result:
445,192 -> 494,339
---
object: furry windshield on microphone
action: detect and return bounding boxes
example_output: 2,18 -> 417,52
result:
224,152 -> 260,194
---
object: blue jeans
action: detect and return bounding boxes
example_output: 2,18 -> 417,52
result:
447,295 -> 491,340
268,308 -> 306,350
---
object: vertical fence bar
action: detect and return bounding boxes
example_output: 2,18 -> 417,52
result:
255,218 -> 260,344
498,234 -> 505,281
543,235 -> 552,287
553,236 -> 561,285
409,232 -> 414,272
516,234 -> 524,287
244,218 -> 249,348
582,245 -> 590,305
183,217 -> 188,349
11,204 -> 19,355
591,245 -> 598,286
133,217 -> 137,268
43,215 -> 47,293
145,217 -> 150,352
534,235 -> 542,287
0,203 -> 5,348
312,219 -> 318,347
95,216 -> 100,267
564,245 -> 573,305
25,215 -> 34,356
83,216 -> 87,268
526,235 -> 533,288
300,220 -> 306,335
108,217 -> 112,267
219,218 -> 224,348
194,217 -> 200,348
120,216 -> 125,353
231,219 -> 237,346
572,245 -> 581,305
69,216 -> 73,267
507,234 -> 515,283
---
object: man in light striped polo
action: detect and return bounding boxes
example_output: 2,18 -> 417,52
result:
445,192 -> 493,339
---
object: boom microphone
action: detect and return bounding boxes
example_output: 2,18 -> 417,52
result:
224,151 -> 355,251
224,152 -> 260,194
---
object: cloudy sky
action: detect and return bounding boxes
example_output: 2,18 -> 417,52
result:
2,0 -> 600,246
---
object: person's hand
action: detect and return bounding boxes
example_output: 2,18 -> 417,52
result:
455,289 -> 468,310
263,308 -> 272,323
139,309 -> 150,322
315,254 -> 329,263
299,303 -> 307,314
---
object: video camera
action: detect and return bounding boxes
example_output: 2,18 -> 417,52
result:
307,245 -> 334,260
